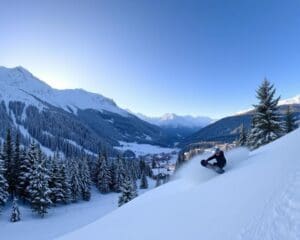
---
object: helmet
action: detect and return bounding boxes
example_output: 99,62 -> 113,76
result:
215,147 -> 221,154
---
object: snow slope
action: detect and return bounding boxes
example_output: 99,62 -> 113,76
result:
0,66 -> 128,116
59,129 -> 300,240
1,179 -> 156,240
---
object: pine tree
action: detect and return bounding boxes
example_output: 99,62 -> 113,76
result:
96,153 -> 111,194
3,129 -> 15,194
67,158 -> 82,202
60,162 -> 71,204
284,105 -> 297,133
48,157 -> 65,205
13,133 -> 21,195
155,177 -> 162,187
109,161 -> 117,190
247,79 -> 282,149
18,142 -> 37,201
237,124 -> 248,146
163,174 -> 170,184
10,197 -> 21,222
118,176 -> 137,207
127,160 -> 138,181
175,153 -> 185,169
140,171 -> 148,189
113,156 -> 125,192
131,174 -> 138,198
79,157 -> 91,201
0,153 -> 9,209
27,148 -> 52,217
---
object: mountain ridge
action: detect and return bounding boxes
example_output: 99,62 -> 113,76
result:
136,112 -> 213,128
0,66 -> 128,116
0,66 -> 170,156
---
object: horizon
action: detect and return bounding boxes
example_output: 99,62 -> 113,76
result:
2,1 -> 300,118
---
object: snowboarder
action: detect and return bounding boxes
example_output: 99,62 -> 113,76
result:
201,148 -> 226,173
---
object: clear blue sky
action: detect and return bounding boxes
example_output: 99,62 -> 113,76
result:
1,0 -> 300,118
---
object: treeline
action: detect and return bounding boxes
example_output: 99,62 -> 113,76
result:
4,101 -> 112,158
237,79 -> 298,149
0,130 -> 152,221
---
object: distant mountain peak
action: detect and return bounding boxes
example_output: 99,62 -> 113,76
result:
137,112 -> 213,129
161,113 -> 177,120
279,95 -> 300,105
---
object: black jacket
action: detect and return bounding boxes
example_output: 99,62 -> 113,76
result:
207,151 -> 226,168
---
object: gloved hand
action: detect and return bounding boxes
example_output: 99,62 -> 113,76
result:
200,159 -> 207,166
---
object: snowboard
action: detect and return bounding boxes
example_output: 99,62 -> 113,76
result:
201,160 -> 225,174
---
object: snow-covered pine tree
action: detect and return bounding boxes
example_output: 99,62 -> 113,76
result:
140,171 -> 148,189
163,174 -> 170,184
113,156 -> 125,192
155,177 -> 162,187
13,133 -> 21,195
10,197 -> 21,222
131,174 -> 138,198
0,152 -> 9,210
109,160 -> 116,190
284,105 -> 297,134
48,156 -> 65,205
60,162 -> 71,204
139,159 -> 146,176
126,160 -> 138,181
247,79 -> 282,149
18,142 -> 37,201
118,175 -> 137,207
96,153 -> 111,194
175,153 -> 185,169
246,117 -> 256,147
27,148 -> 52,217
67,158 -> 82,202
3,129 -> 15,194
237,124 -> 248,146
78,157 -> 91,201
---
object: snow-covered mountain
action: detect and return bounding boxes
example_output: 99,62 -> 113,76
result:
279,95 -> 300,105
0,66 -> 128,116
0,66 -> 169,155
137,112 -> 213,128
60,128 -> 300,240
236,94 -> 300,115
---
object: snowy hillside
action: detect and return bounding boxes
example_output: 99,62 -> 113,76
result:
0,66 -> 170,155
137,112 -> 213,128
0,66 -> 128,116
60,129 -> 300,240
1,182 -> 157,240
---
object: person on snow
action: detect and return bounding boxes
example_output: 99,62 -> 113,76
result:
203,148 -> 227,169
